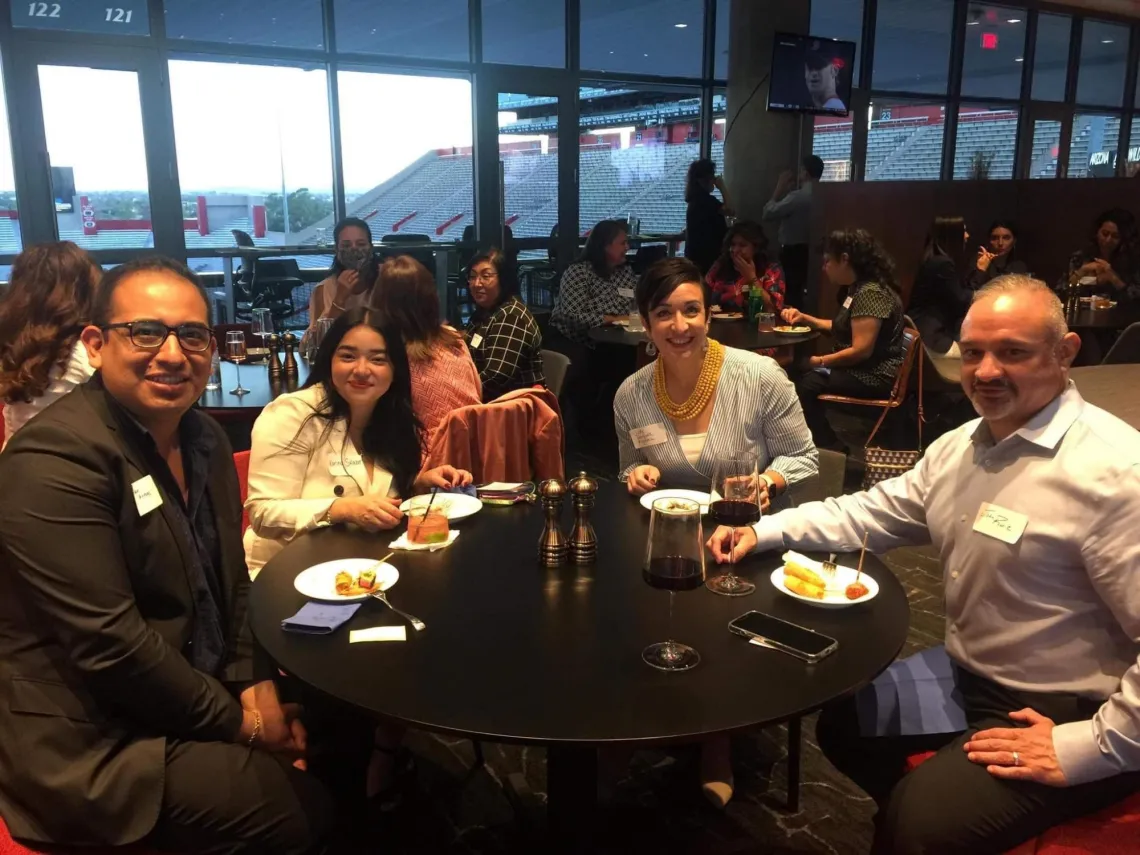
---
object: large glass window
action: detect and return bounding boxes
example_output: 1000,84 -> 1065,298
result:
39,65 -> 153,249
498,92 -> 558,254
170,58 -> 333,295
0,55 -> 20,258
339,71 -> 473,243
1128,117 -> 1140,177
810,0 -> 864,81
1067,113 -> 1121,177
578,84 -> 701,236
482,0 -> 565,68
163,1 -> 324,50
961,4 -> 1025,101
813,116 -> 853,181
12,0 -> 149,35
715,0 -> 730,79
581,0 -> 703,78
334,1 -> 468,61
952,106 -> 1018,180
712,88 -> 726,175
872,0 -> 953,95
866,101 -> 946,181
1032,13 -> 1070,102
1076,20 -> 1130,108
1029,119 -> 1062,179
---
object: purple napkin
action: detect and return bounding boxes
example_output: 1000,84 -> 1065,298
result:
282,602 -> 362,635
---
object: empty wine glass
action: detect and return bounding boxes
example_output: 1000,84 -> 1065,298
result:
706,451 -> 760,596
225,330 -> 249,397
642,497 -> 705,672
251,308 -> 273,351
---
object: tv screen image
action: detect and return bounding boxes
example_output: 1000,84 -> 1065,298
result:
768,33 -> 856,117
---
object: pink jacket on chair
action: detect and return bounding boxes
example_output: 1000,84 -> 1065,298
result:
424,387 -> 564,483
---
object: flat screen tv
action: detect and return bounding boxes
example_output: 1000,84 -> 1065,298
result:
768,33 -> 856,117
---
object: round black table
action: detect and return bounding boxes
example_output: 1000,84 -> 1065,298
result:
197,361 -> 310,415
250,481 -> 909,849
588,318 -> 819,351
1066,302 -> 1140,331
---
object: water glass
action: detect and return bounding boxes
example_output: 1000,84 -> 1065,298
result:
706,452 -> 760,596
642,497 -> 705,672
757,312 -> 776,332
252,308 -> 273,348
206,351 -> 222,391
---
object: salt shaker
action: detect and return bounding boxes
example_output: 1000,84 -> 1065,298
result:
537,478 -> 568,567
283,332 -> 299,379
568,471 -> 598,564
267,333 -> 283,382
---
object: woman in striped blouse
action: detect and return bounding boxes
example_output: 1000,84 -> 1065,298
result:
612,257 -> 818,808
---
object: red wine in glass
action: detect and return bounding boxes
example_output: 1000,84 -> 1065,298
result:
708,499 -> 761,528
643,555 -> 705,592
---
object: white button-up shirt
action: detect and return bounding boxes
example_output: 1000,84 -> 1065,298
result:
752,381 -> 1140,785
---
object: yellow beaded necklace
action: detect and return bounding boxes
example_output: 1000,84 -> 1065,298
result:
653,339 -> 724,422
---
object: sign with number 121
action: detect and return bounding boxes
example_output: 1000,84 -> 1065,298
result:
14,1 -> 149,35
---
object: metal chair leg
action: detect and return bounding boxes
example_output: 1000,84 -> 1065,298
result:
787,716 -> 802,812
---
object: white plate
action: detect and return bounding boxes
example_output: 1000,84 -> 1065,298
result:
399,492 -> 482,521
639,489 -> 711,514
294,558 -> 399,602
769,564 -> 879,609
772,326 -> 812,335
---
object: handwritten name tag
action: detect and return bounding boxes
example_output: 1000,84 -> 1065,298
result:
329,453 -> 366,478
972,502 -> 1028,545
617,287 -> 635,299
471,333 -> 484,349
843,296 -> 853,309
131,475 -> 163,517
630,423 -> 668,449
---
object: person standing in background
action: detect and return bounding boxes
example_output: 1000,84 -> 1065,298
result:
684,158 -> 732,276
762,155 -> 823,311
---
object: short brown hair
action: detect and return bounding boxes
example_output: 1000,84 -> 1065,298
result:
370,255 -> 463,362
635,257 -> 709,319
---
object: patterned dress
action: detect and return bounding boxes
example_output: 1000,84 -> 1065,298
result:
465,296 -> 546,402
550,261 -> 638,346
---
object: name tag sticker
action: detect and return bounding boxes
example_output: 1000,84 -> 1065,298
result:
131,475 -> 163,517
843,296 -> 853,309
972,502 -> 1028,545
630,423 -> 668,449
617,287 -> 635,299
471,333 -> 484,349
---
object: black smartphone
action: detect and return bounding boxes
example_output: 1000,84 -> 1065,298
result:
729,611 -> 838,664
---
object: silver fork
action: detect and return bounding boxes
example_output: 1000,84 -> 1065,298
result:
370,590 -> 426,632
821,553 -> 839,579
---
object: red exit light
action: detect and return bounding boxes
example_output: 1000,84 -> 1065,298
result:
982,32 -> 999,49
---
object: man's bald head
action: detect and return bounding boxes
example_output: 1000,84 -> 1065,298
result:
968,275 -> 1068,345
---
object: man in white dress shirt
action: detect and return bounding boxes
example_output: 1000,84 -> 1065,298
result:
709,276 -> 1140,853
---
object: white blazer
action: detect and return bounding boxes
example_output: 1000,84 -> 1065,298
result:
243,385 -> 395,578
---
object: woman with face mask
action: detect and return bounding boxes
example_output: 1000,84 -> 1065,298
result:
303,218 -> 379,346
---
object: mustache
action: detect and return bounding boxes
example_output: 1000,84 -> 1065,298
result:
971,378 -> 1016,393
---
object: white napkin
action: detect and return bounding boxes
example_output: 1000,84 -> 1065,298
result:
350,626 -> 407,643
388,530 -> 460,552
781,550 -> 825,573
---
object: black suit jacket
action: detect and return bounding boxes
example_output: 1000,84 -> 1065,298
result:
0,377 -> 260,846
907,256 -> 973,354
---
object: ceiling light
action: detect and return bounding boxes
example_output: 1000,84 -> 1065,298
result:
967,20 -> 979,25
1102,39 -> 1114,44
1015,57 -> 1024,62
674,22 -> 688,28
1007,18 -> 1021,23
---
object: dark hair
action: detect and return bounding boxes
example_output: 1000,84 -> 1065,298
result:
92,256 -> 208,328
299,308 -> 423,497
580,219 -> 629,277
685,158 -> 717,203
802,155 -> 825,181
1088,208 -> 1139,259
924,216 -> 967,272
987,219 -> 1019,243
369,255 -> 464,362
467,247 -> 519,306
635,257 -> 709,319
825,229 -> 900,295
329,217 -> 376,277
715,220 -> 771,284
0,242 -> 100,403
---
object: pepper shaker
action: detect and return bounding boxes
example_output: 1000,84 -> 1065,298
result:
283,332 -> 299,379
267,333 -> 283,382
537,478 -> 568,567
568,471 -> 598,564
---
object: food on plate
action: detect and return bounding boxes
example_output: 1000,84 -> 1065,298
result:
784,560 -> 826,589
845,581 -> 869,600
358,567 -> 378,591
334,566 -> 380,596
334,570 -> 354,595
784,576 -> 826,599
773,325 -> 812,334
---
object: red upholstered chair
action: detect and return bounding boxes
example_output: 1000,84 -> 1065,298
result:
904,751 -> 1140,854
0,816 -> 167,854
233,450 -> 251,535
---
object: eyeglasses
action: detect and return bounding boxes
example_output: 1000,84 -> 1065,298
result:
102,320 -> 214,353
467,271 -> 497,283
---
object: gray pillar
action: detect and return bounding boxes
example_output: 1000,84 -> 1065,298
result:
724,0 -> 811,224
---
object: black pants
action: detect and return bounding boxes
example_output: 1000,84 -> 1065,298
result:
780,243 -> 810,310
794,367 -> 891,449
817,668 -> 1140,855
148,739 -> 333,855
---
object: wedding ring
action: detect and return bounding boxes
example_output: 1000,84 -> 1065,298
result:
1013,751 -> 1021,767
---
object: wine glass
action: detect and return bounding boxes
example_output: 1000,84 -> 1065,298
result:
642,497 -> 705,672
225,330 -> 250,397
251,308 -> 273,352
706,451 -> 760,596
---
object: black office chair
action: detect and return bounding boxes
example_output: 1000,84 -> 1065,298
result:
1103,323 -> 1140,365
632,244 -> 667,275
379,233 -> 435,272
231,230 -> 258,306
249,258 -> 305,326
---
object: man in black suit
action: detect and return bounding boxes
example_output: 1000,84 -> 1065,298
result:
0,258 -> 331,853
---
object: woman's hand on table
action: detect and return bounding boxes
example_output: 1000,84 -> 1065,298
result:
416,465 -> 473,491
706,524 -> 758,564
626,465 -> 661,495
780,307 -> 806,326
329,495 -> 404,531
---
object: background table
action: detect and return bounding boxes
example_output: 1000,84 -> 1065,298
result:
1071,364 -> 1140,429
588,318 -> 819,351
1066,302 -> 1140,331
198,361 -> 310,450
250,481 -> 909,850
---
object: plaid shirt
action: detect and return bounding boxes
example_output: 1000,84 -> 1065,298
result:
464,296 -> 546,402
550,261 -> 638,346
